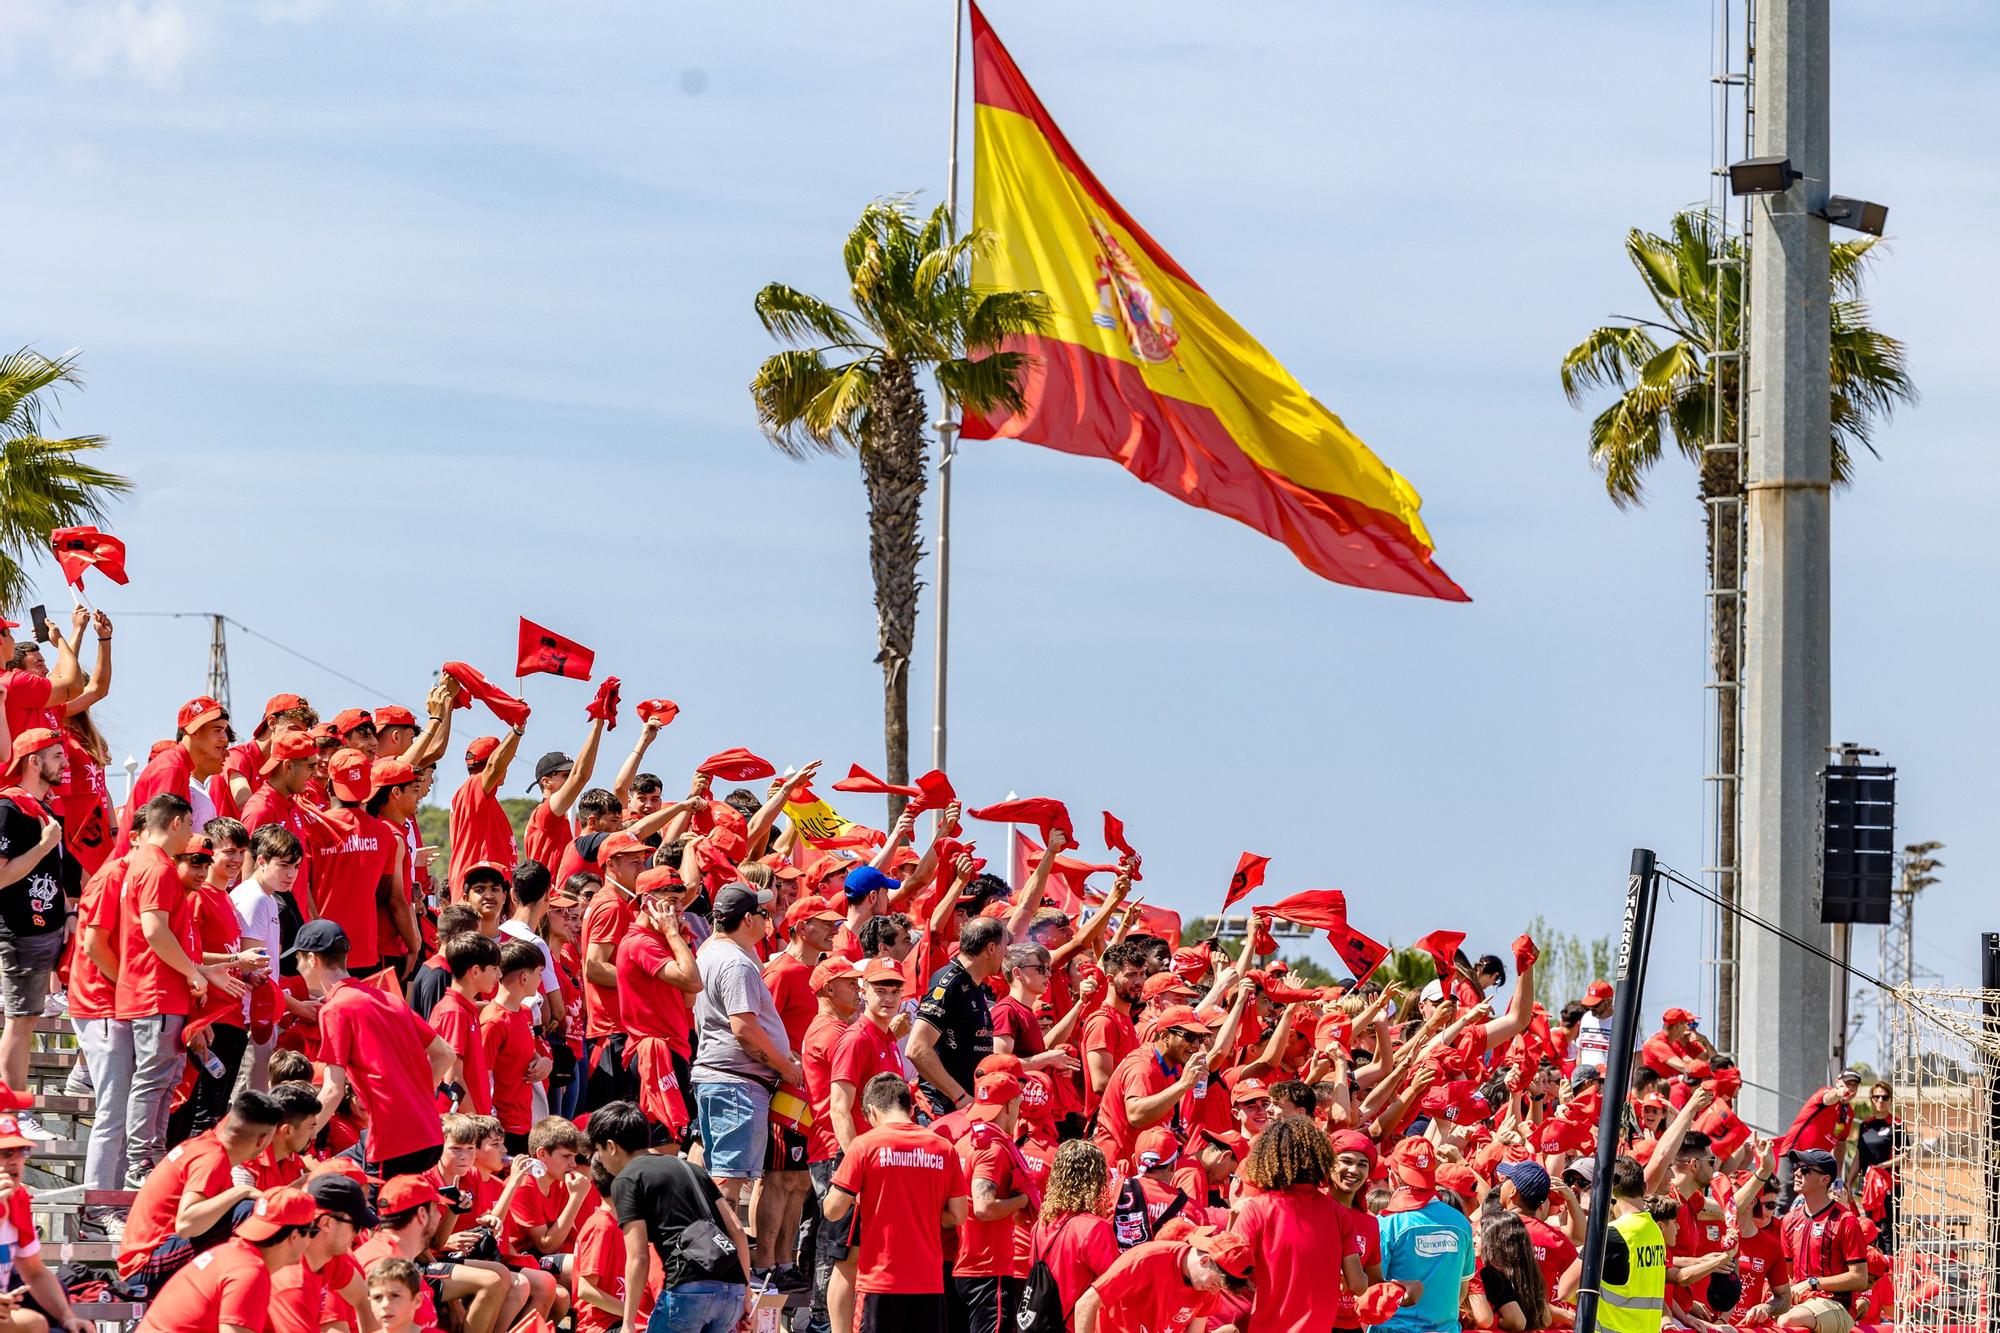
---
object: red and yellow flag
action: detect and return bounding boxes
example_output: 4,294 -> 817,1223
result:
963,5 -> 1466,600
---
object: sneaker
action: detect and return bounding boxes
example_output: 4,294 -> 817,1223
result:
76,1214 -> 126,1243
41,988 -> 68,1018
12,1111 -> 54,1141
773,1263 -> 812,1291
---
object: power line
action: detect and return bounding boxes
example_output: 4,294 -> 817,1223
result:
117,611 -> 407,706
1655,860 -> 1894,994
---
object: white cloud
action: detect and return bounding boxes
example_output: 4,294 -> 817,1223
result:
6,1 -> 197,89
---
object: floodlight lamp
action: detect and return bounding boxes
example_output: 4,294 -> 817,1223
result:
1729,156 -> 1801,196
1820,196 -> 1888,237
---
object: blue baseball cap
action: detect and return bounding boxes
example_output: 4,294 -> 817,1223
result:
843,865 -> 900,901
1496,1160 -> 1551,1207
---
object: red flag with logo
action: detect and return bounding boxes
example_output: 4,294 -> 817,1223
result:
1413,928 -> 1467,984
1327,920 -> 1389,982
1221,852 -> 1271,911
1259,888 -> 1348,931
50,526 -> 129,587
516,617 -> 595,680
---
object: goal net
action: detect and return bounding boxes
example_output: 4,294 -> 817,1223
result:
1882,985 -> 1999,1333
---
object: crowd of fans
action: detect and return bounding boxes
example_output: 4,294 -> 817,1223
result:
0,615 -> 1911,1333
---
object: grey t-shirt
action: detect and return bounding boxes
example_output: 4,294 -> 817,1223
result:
691,935 -> 789,1089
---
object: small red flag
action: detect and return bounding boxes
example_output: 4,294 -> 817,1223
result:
697,748 -> 775,783
1258,887 -> 1347,931
516,617 -> 595,680
1327,920 -> 1390,982
1101,811 -> 1142,881
1220,852 -> 1271,911
1250,914 -> 1277,957
441,662 -> 531,729
1413,928 -> 1467,985
50,525 -> 129,587
912,769 -> 958,814
586,676 -> 620,728
968,797 -> 1074,847
832,764 -> 920,798
635,698 -> 679,727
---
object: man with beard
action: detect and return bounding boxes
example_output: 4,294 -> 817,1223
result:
0,728 -> 71,1136
1082,942 -> 1148,1119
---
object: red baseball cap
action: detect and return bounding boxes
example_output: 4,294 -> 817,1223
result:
968,1072 -> 1022,1121
462,860 -> 511,885
1229,1074 -> 1273,1105
260,730 -> 317,776
599,831 -> 650,864
1134,1125 -> 1182,1170
254,693 -> 312,739
1196,1127 -> 1250,1162
634,866 -> 681,895
1141,972 -> 1196,1002
784,897 -> 843,931
326,747 -> 372,803
0,618 -> 18,634
371,757 -> 418,789
1189,1227 -> 1255,1280
1662,1006 -> 1699,1026
377,1175 -> 446,1213
1387,1136 -> 1437,1189
310,723 -> 340,746
465,736 -> 501,765
1437,1163 -> 1483,1199
373,705 -> 418,729
1150,1005 -> 1212,1035
236,1186 -> 317,1240
860,958 -> 905,987
330,708 -> 373,736
6,727 -> 61,773
1582,980 -> 1615,1006
976,1053 -> 1026,1078
0,1112 -> 35,1151
1328,1129 -> 1379,1164
809,957 -> 863,992
177,695 -> 227,737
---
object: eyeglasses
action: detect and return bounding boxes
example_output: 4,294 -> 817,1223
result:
1870,1093 -> 1891,1101
1167,1028 -> 1206,1042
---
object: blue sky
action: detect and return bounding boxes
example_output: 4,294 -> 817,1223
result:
6,1 -> 1996,1041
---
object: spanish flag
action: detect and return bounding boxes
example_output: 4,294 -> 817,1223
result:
963,5 -> 1467,601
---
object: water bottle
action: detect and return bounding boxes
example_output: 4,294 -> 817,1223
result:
198,1048 -> 227,1080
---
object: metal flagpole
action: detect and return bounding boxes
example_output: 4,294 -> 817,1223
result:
929,0 -> 966,780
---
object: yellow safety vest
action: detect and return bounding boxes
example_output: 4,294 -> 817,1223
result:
1597,1210 -> 1668,1333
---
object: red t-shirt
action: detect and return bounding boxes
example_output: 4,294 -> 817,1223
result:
1734,1223 -> 1790,1306
955,1130 -> 1027,1278
1780,1201 -> 1868,1302
114,844 -> 200,1019
240,785 -> 324,916
831,1121 -> 967,1294
574,1202 -> 662,1333
1031,1213 -> 1120,1326
1093,1046 -> 1178,1169
802,1010 -> 851,1164
57,735 -> 114,874
311,807 -> 399,970
317,975 -> 445,1164
1235,1184 -> 1349,1333
1081,1006 -> 1138,1115
1525,1213 -> 1579,1300
0,671 -> 53,748
523,800 -> 572,873
135,1236 -> 271,1331
429,987 -> 493,1115
1330,1198 -> 1382,1327
581,883 -> 635,1038
246,1144 -> 307,1194
119,1129 -> 235,1278
449,774 -> 518,892
268,1251 -> 362,1333
763,952 -> 817,1050
481,1001 -> 540,1133
991,994 -> 1047,1059
69,856 -> 126,1021
829,1019 -> 906,1148
1641,1030 -> 1705,1078
615,923 -> 693,1055
1784,1089 -> 1855,1152
1085,1240 -> 1217,1333
192,883 -> 244,1028
114,743 -> 192,859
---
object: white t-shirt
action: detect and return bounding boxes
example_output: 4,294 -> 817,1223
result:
498,918 -> 559,1009
1576,1012 -> 1612,1069
230,883 -> 283,1022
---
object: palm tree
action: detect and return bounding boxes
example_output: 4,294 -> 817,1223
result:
0,349 -> 130,609
1560,209 -> 1915,1050
751,198 -> 1049,811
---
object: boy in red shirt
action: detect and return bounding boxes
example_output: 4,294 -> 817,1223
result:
135,1186 -> 317,1333
1072,1227 -> 1254,1333
429,932 -> 503,1116
366,1256 -> 445,1333
448,732 -> 523,895
501,1117 -> 595,1280
480,939 -> 552,1152
822,1072 -> 969,1333
570,1157 -> 662,1333
580,831 -> 649,1104
118,1090 -> 284,1297
239,730 -> 327,916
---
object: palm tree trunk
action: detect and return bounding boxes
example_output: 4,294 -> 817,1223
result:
859,358 -> 929,826
1701,442 -> 1743,1053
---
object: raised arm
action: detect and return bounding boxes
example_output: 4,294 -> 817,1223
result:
63,610 -> 113,713
1052,867 -> 1131,969
746,761 -> 819,856
1644,1085 -> 1715,1195
547,715 -> 605,817
42,607 -> 86,704
611,719 -> 662,809
481,725 -> 525,796
1481,955 -> 1537,1050
401,674 -> 460,770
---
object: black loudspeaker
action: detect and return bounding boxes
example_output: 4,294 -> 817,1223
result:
1822,765 -> 1895,924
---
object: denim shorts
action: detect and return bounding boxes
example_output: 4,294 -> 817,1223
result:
0,929 -> 65,1017
694,1081 -> 770,1181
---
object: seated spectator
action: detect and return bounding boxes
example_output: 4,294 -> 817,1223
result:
365,1256 -> 438,1333
268,1173 -> 380,1333
134,1186 -> 317,1333
500,1116 -> 595,1278
341,1176 -> 522,1333
0,1106 -> 95,1333
119,1090 -> 286,1298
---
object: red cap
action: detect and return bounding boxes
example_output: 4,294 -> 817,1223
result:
1196,1127 -> 1250,1162
1229,1075 -> 1272,1105
1141,972 -> 1196,1002
1150,1004 -> 1211,1035
860,958 -> 906,987
1329,1129 -> 1379,1164
599,831 -> 649,864
1020,1071 -> 1056,1122
0,618 -> 18,633
976,1053 -> 1025,1079
6,727 -> 62,773
1437,1163 -> 1483,1199
1189,1227 -> 1255,1280
377,1175 -> 446,1213
236,1186 -> 317,1240
177,695 -> 227,736
371,757 -> 417,789
373,705 -> 417,729
326,747 -> 372,803
635,866 -> 681,895
1582,979 -> 1615,1005
465,736 -> 501,765
254,693 -> 311,739
968,1072 -> 1022,1121
462,860 -> 511,885
260,730 -> 318,775
0,1112 -> 34,1150
310,723 -> 339,745
1134,1125 -> 1182,1169
809,957 -> 863,992
330,708 -> 373,736
784,897 -> 843,931
1388,1136 -> 1437,1189
1662,1006 -> 1698,1026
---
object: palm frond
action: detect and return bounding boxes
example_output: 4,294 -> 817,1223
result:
801,362 -> 876,448
936,349 -> 1038,418
0,347 -> 86,439
1828,237 -> 1879,298
753,284 -> 865,350
751,349 -> 852,459
1559,324 -> 1662,406
959,288 -> 1052,350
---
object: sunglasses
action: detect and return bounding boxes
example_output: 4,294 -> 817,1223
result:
1167,1028 -> 1206,1042
1870,1093 -> 1891,1101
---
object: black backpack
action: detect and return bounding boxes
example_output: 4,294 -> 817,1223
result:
1016,1220 -> 1077,1333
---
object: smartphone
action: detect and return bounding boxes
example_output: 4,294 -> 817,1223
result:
28,606 -> 47,644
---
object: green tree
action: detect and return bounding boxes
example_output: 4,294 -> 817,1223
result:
751,199 -> 1048,815
416,798 -> 534,868
1560,210 -> 1915,1044
1523,915 -> 1614,1009
0,348 -> 130,607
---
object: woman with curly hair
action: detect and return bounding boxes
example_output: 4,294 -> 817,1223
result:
1030,1140 -> 1119,1330
1235,1115 -> 1362,1333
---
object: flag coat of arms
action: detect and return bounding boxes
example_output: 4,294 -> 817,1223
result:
963,4 -> 1465,600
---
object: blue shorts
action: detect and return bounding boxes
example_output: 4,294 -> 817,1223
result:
695,1081 -> 771,1181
